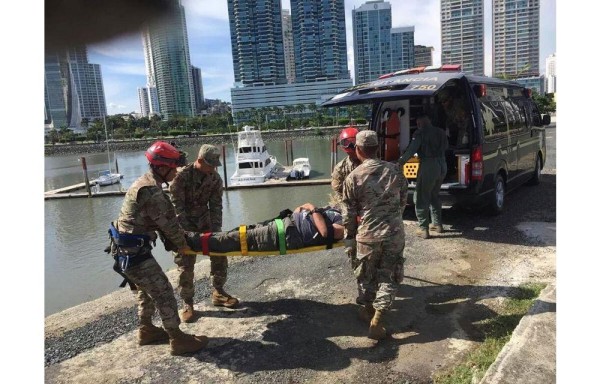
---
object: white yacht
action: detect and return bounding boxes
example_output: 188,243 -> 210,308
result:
230,125 -> 277,185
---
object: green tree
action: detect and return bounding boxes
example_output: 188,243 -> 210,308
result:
532,92 -> 556,114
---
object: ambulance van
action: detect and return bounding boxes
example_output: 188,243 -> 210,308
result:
321,65 -> 551,213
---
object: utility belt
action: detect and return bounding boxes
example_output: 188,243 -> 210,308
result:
107,222 -> 155,290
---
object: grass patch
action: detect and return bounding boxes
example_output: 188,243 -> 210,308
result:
433,283 -> 545,384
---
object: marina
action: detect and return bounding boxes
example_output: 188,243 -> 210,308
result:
44,137 -> 342,316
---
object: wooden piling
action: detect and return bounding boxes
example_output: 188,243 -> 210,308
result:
222,145 -> 228,190
80,157 -> 92,197
285,140 -> 290,166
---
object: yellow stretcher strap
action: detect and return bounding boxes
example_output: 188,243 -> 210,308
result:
274,218 -> 286,255
239,225 -> 248,256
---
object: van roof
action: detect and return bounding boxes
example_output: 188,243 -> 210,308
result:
320,71 -> 523,107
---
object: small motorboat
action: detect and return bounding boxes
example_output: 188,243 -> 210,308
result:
288,157 -> 311,180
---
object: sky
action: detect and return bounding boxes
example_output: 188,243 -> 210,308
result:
88,0 -> 557,116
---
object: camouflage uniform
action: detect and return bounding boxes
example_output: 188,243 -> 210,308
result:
330,155 -> 363,301
169,163 -> 225,304
330,156 -> 361,209
399,120 -> 448,230
114,171 -> 188,333
342,159 -> 408,311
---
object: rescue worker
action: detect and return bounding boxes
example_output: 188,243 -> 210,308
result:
185,203 -> 345,254
170,144 -> 238,323
398,112 -> 448,238
109,141 -> 208,356
342,130 -> 408,340
331,126 -> 361,209
330,126 -> 364,305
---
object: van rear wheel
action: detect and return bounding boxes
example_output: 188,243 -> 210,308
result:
527,155 -> 542,186
489,174 -> 505,215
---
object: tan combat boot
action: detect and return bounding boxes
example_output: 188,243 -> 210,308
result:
415,227 -> 430,239
180,302 -> 196,323
169,329 -> 209,356
358,303 -> 375,324
368,309 -> 387,340
138,324 -> 169,346
429,224 -> 444,233
212,289 -> 239,308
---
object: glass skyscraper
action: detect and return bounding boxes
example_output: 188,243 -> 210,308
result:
142,0 -> 195,119
492,0 -> 540,78
227,0 -> 287,86
440,0 -> 485,76
352,1 -> 414,85
44,46 -> 107,131
291,0 -> 349,82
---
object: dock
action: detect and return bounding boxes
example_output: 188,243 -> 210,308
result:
44,167 -> 332,200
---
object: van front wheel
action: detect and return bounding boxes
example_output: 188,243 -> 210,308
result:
489,174 -> 505,215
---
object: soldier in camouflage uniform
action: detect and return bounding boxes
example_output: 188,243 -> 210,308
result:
170,144 -> 238,323
330,127 -> 365,305
398,112 -> 448,239
342,130 -> 408,340
110,141 -> 208,356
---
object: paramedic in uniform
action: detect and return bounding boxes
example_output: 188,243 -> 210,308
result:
398,112 -> 448,238
111,141 -> 208,356
342,130 -> 408,340
170,144 -> 239,323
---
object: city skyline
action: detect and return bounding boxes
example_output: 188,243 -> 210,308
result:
88,0 -> 556,115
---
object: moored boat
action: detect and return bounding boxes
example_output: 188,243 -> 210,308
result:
288,157 -> 311,180
230,125 -> 277,185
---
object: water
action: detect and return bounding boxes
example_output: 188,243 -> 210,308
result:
45,137 -> 345,316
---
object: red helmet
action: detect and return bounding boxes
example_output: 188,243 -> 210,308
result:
338,126 -> 359,154
145,141 -> 186,168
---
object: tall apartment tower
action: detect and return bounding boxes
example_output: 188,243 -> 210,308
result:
492,0 -> 540,78
44,46 -> 107,131
352,1 -> 414,85
352,1 -> 392,85
391,27 -> 415,72
227,0 -> 287,86
440,0 -> 485,76
282,9 -> 296,84
142,0 -> 195,119
291,0 -> 349,82
545,53 -> 556,93
414,45 -> 434,67
191,66 -> 205,112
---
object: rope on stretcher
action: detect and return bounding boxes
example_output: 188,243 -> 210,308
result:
183,218 -> 343,257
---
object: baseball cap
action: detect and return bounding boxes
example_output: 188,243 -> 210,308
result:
197,144 -> 222,167
355,130 -> 378,147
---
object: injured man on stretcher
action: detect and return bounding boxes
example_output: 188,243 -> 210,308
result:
185,203 -> 345,255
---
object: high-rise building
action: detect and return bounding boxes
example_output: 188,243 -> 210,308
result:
138,87 -> 151,117
227,0 -> 287,86
292,0 -> 349,82
440,0 -> 485,75
142,0 -> 195,119
352,1 -> 393,84
191,66 -> 205,113
545,53 -> 556,93
44,46 -> 107,131
414,45 -> 434,67
282,9 -> 296,84
391,27 -> 415,72
228,0 -> 352,123
492,0 -> 540,78
352,1 -> 414,84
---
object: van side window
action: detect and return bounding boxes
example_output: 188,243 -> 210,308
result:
504,97 -> 525,134
479,86 -> 508,139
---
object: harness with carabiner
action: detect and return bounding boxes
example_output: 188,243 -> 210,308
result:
108,222 -> 153,290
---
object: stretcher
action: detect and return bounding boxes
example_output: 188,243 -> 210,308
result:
183,218 -> 344,257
